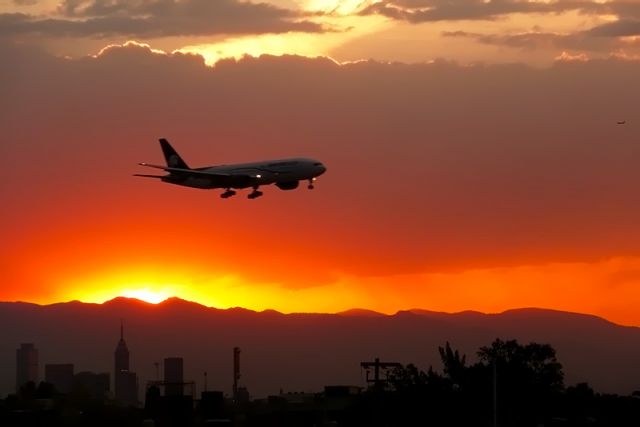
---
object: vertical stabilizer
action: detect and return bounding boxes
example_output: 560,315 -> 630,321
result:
159,138 -> 190,169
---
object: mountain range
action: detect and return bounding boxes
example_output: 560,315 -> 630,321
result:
1,297 -> 639,399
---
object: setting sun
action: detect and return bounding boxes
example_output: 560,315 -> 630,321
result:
119,288 -> 171,304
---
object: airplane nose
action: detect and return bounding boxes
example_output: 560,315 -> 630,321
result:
319,164 -> 327,175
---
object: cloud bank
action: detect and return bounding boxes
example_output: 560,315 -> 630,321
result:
0,0 -> 326,38
359,0 -> 640,23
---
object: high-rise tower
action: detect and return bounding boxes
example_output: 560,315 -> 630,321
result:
114,322 -> 138,405
164,357 -> 184,396
16,343 -> 38,392
114,321 -> 129,375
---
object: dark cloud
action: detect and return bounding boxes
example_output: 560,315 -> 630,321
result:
442,29 -> 617,53
443,30 -> 572,49
586,19 -> 640,37
607,2 -> 640,20
359,0 -> 630,23
2,41 -> 640,287
0,0 -> 326,38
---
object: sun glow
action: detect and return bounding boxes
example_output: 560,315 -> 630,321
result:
175,13 -> 388,66
177,33 -> 327,66
20,255 -> 640,325
62,267 -> 220,307
60,265 -> 367,313
120,288 -> 172,304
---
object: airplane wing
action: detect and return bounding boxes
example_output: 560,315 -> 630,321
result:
138,163 -> 255,187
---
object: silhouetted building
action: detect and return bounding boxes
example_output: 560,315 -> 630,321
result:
164,357 -> 184,396
118,371 -> 138,405
16,343 -> 38,392
114,322 -> 138,405
233,347 -> 241,402
74,371 -> 110,400
45,363 -> 74,394
115,321 -> 129,377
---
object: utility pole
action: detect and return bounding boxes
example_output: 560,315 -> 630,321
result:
360,358 -> 402,388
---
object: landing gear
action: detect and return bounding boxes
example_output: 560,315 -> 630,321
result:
308,178 -> 316,190
248,187 -> 263,199
221,189 -> 236,199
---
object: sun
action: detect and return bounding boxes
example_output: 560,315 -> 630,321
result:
61,267 -> 200,306
120,288 -> 172,304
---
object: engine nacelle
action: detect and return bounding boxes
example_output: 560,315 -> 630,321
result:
276,181 -> 299,190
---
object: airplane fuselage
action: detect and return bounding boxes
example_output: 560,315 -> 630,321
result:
161,157 -> 325,190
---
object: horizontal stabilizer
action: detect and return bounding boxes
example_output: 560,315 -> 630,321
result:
133,174 -> 165,178
138,162 -> 170,170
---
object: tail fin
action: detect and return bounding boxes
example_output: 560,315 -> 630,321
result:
159,138 -> 190,169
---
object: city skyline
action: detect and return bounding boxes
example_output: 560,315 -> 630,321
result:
14,321 -> 201,404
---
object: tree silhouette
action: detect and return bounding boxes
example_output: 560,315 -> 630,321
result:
438,341 -> 466,387
477,338 -> 564,426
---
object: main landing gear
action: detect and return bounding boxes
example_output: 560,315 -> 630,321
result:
248,187 -> 263,199
220,189 -> 236,199
220,187 -> 263,199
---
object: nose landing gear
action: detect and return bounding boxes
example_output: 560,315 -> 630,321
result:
308,178 -> 316,190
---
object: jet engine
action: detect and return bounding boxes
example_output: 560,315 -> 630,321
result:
276,181 -> 299,190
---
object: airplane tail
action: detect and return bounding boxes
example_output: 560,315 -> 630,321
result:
159,138 -> 190,169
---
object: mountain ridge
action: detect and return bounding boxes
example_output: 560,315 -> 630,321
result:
1,297 -> 629,327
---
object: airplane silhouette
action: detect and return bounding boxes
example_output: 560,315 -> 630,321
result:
617,120 -> 626,125
135,139 -> 326,199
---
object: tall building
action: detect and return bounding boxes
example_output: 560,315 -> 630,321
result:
45,363 -> 74,394
233,347 -> 240,402
16,343 -> 38,392
114,321 -> 129,376
114,322 -> 138,406
164,357 -> 184,396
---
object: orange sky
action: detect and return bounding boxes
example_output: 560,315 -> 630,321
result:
2,0 -> 640,325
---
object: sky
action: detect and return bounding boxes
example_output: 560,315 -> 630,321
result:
2,0 -> 640,325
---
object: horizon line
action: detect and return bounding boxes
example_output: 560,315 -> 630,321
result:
0,296 -> 629,326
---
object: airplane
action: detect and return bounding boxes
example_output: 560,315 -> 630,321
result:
135,138 -> 326,199
617,120 -> 626,125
